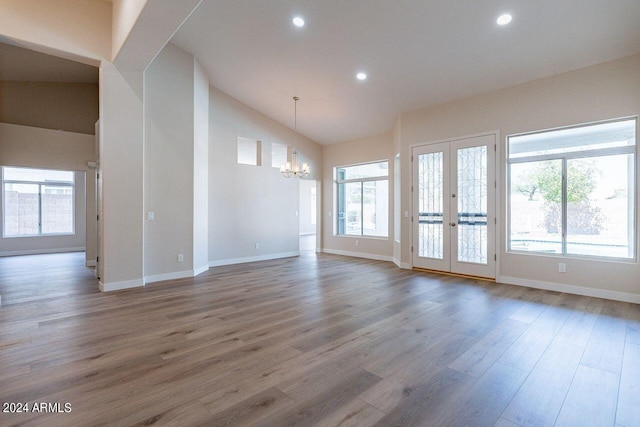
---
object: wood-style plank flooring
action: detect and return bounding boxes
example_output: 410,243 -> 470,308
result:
0,250 -> 639,426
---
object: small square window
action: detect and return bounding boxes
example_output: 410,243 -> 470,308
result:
238,137 -> 261,166
272,143 -> 288,168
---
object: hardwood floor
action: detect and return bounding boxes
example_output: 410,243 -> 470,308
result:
0,251 -> 639,426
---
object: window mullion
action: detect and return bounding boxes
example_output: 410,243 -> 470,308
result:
360,182 -> 364,236
38,183 -> 43,235
561,158 -> 568,255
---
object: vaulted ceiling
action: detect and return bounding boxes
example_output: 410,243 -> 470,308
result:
171,0 -> 640,144
2,1 -> 638,145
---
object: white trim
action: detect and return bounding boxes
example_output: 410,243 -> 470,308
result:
411,131 -> 499,279
209,251 -> 300,267
498,275 -> 640,304
0,247 -> 85,257
0,294 -> 2,306
99,278 -> 144,292
409,129 -> 501,150
194,264 -> 209,276
86,260 -> 96,267
393,257 -> 411,269
145,270 -> 194,284
321,248 -> 392,262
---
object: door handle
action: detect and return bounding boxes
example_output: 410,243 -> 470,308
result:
450,222 -> 457,227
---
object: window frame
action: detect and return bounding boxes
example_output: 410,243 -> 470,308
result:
334,159 -> 389,238
2,166 -> 76,238
237,137 -> 262,166
506,117 -> 637,262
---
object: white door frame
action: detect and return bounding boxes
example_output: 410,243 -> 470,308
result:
411,131 -> 500,279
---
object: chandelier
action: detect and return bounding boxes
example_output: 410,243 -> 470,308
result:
280,96 -> 310,178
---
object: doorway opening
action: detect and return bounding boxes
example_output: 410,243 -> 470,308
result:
299,179 -> 317,254
412,133 -> 497,279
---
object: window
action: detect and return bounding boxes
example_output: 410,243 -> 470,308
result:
271,143 -> 288,168
237,137 -> 261,166
508,118 -> 636,259
336,161 -> 389,237
2,166 -> 75,237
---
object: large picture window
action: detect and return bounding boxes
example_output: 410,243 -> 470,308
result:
335,161 -> 389,237
2,166 -> 75,237
508,118 -> 636,259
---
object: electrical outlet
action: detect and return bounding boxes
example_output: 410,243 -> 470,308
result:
147,211 -> 155,220
255,243 -> 260,249
558,263 -> 566,273
355,240 -> 359,246
177,253 -> 184,262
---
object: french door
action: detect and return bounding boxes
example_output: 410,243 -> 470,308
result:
412,134 -> 496,278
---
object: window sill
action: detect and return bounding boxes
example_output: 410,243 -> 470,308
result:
506,249 -> 637,265
3,233 -> 76,239
333,234 -> 389,241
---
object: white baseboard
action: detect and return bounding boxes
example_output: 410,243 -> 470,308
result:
194,264 -> 209,276
498,275 -> 640,304
86,260 -> 96,267
107,265 -> 209,291
321,248 -> 392,263
393,258 -> 411,269
145,270 -> 194,284
209,251 -> 300,267
0,247 -> 85,257
99,278 -> 144,292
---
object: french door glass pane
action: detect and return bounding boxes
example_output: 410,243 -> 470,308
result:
457,146 -> 488,264
509,160 -> 562,253
418,152 -> 443,259
344,182 -> 362,235
567,154 -> 634,258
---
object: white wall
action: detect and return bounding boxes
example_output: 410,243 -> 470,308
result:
111,0 -> 203,71
144,43 -> 195,281
321,132 -> 395,261
143,43 -> 210,282
98,62 -> 144,291
193,58 -> 209,274
208,87 -> 322,265
0,123 -> 95,257
399,54 -> 640,301
111,0 -> 148,60
0,0 -> 111,64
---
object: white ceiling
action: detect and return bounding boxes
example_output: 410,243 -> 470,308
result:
171,0 -> 640,145
0,41 -> 98,83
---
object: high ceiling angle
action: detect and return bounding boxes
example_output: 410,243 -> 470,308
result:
170,0 -> 640,144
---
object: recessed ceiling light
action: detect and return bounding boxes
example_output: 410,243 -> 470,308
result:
356,72 -> 367,81
497,14 -> 512,26
292,16 -> 305,27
